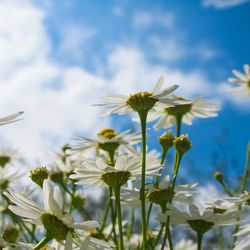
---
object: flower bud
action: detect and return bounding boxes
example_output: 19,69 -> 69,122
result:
159,131 -> 175,152
2,226 -> 19,243
174,135 -> 191,155
30,167 -> 48,187
214,171 -> 223,182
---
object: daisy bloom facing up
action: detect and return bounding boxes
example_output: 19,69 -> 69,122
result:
149,97 -> 219,132
70,152 -> 161,189
97,76 -> 180,116
120,176 -> 197,210
158,204 -> 238,250
0,147 -> 23,168
68,128 -> 141,157
0,111 -> 24,126
228,64 -> 250,98
3,180 -> 110,249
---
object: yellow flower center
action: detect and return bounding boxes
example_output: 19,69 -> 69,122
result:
98,128 -> 118,139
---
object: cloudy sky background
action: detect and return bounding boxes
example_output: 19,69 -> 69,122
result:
0,0 -> 249,184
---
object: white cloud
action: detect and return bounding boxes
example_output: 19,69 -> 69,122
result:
149,36 -> 218,62
0,0 -> 226,164
58,22 -> 97,61
132,10 -> 174,29
203,0 -> 250,8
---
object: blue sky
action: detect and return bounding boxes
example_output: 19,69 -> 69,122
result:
0,0 -> 249,185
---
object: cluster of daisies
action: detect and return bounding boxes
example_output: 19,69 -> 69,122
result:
0,64 -> 249,250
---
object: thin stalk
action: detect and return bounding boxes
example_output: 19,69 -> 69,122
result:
127,208 -> 134,239
154,224 -> 164,247
197,232 -> 203,250
161,152 -> 183,250
114,186 -> 124,250
233,144 -> 250,245
100,197 -> 111,232
110,187 -> 118,246
218,227 -> 224,250
33,236 -> 52,250
139,112 -> 148,250
147,148 -> 168,227
218,179 -> 233,197
176,115 -> 182,137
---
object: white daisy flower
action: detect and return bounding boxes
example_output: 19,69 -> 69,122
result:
0,165 -> 24,190
228,64 -> 250,98
70,152 -> 161,188
16,234 -> 113,250
157,239 -> 196,250
68,128 -> 141,155
234,224 -> 250,250
3,180 -> 100,245
97,76 -> 179,115
0,147 -> 23,168
120,176 -> 197,208
218,191 -> 250,207
157,204 -> 238,227
148,97 -> 219,130
0,111 -> 24,126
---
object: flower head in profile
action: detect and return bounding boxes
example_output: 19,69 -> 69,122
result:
149,97 -> 219,130
0,111 -> 24,126
0,165 -> 24,191
3,180 -> 101,245
157,204 -> 238,235
228,64 -> 250,98
68,128 -> 141,156
0,147 -> 23,168
70,152 -> 161,188
121,176 -> 197,209
97,76 -> 179,115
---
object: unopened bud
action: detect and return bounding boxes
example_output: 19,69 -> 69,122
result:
214,171 -> 223,182
159,131 -> 175,151
174,135 -> 192,155
2,226 -> 19,243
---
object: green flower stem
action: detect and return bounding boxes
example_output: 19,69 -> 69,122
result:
176,114 -> 183,137
161,152 -> 183,250
147,148 -> 168,227
241,143 -> 250,193
197,232 -> 203,250
108,151 -> 119,246
139,111 -> 148,250
233,143 -> 250,246
154,224 -> 164,247
69,183 -> 76,212
33,235 -> 52,250
127,208 -> 134,239
218,227 -> 224,250
100,196 -> 111,232
114,186 -> 124,250
218,179 -> 233,197
110,187 -> 118,246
